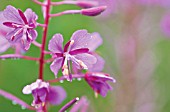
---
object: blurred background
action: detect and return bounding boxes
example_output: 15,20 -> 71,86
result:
0,0 -> 170,112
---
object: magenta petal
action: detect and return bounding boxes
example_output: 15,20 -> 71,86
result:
69,48 -> 89,55
50,57 -> 63,77
18,9 -> 28,24
24,8 -> 38,24
48,34 -> 64,53
88,53 -> 105,72
74,53 -> 97,69
3,5 -> 23,23
47,86 -> 66,105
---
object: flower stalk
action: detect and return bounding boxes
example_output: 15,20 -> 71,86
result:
39,0 -> 51,80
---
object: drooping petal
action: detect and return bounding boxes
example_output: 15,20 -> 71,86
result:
88,53 -> 105,72
73,53 -> 97,69
47,86 -> 66,105
24,8 -> 38,25
3,5 -> 23,24
50,57 -> 63,77
48,34 -> 63,53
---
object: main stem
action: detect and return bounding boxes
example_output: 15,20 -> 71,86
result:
39,0 -> 51,80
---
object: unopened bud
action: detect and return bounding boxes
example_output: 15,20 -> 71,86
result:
81,6 -> 107,16
77,1 -> 98,8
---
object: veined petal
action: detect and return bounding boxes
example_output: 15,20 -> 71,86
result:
48,34 -> 63,53
70,30 -> 102,51
3,5 -> 24,24
70,30 -> 90,51
50,57 -> 63,77
47,86 -> 66,105
73,53 -> 97,69
87,32 -> 103,51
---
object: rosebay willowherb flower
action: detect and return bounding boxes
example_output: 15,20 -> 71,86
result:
22,79 -> 66,109
3,5 -> 38,50
0,0 -> 116,112
0,12 -> 26,54
85,72 -> 116,97
48,30 -> 103,80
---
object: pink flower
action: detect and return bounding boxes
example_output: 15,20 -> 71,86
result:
85,72 -> 116,97
3,5 -> 38,50
160,13 -> 170,37
22,79 -> 66,109
48,30 -> 103,80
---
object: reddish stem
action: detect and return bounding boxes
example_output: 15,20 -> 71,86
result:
39,0 -> 51,80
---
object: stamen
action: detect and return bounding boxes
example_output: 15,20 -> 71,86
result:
78,60 -> 88,69
95,92 -> 98,98
70,40 -> 74,45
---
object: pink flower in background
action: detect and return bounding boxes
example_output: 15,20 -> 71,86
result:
138,0 -> 170,7
160,13 -> 170,37
3,5 -> 38,50
48,30 -> 103,80
22,79 -> 66,109
85,72 -> 116,97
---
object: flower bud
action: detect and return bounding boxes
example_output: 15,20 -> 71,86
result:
77,1 -> 98,8
81,6 -> 107,16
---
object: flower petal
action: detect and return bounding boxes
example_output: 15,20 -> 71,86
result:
70,30 -> 102,51
27,29 -> 38,41
3,5 -> 23,24
47,86 -> 66,105
48,34 -> 63,53
24,8 -> 38,25
73,53 -> 97,69
87,32 -> 103,51
6,28 -> 23,43
88,53 -> 105,72
22,85 -> 32,94
50,57 -> 63,77
0,36 -> 10,53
